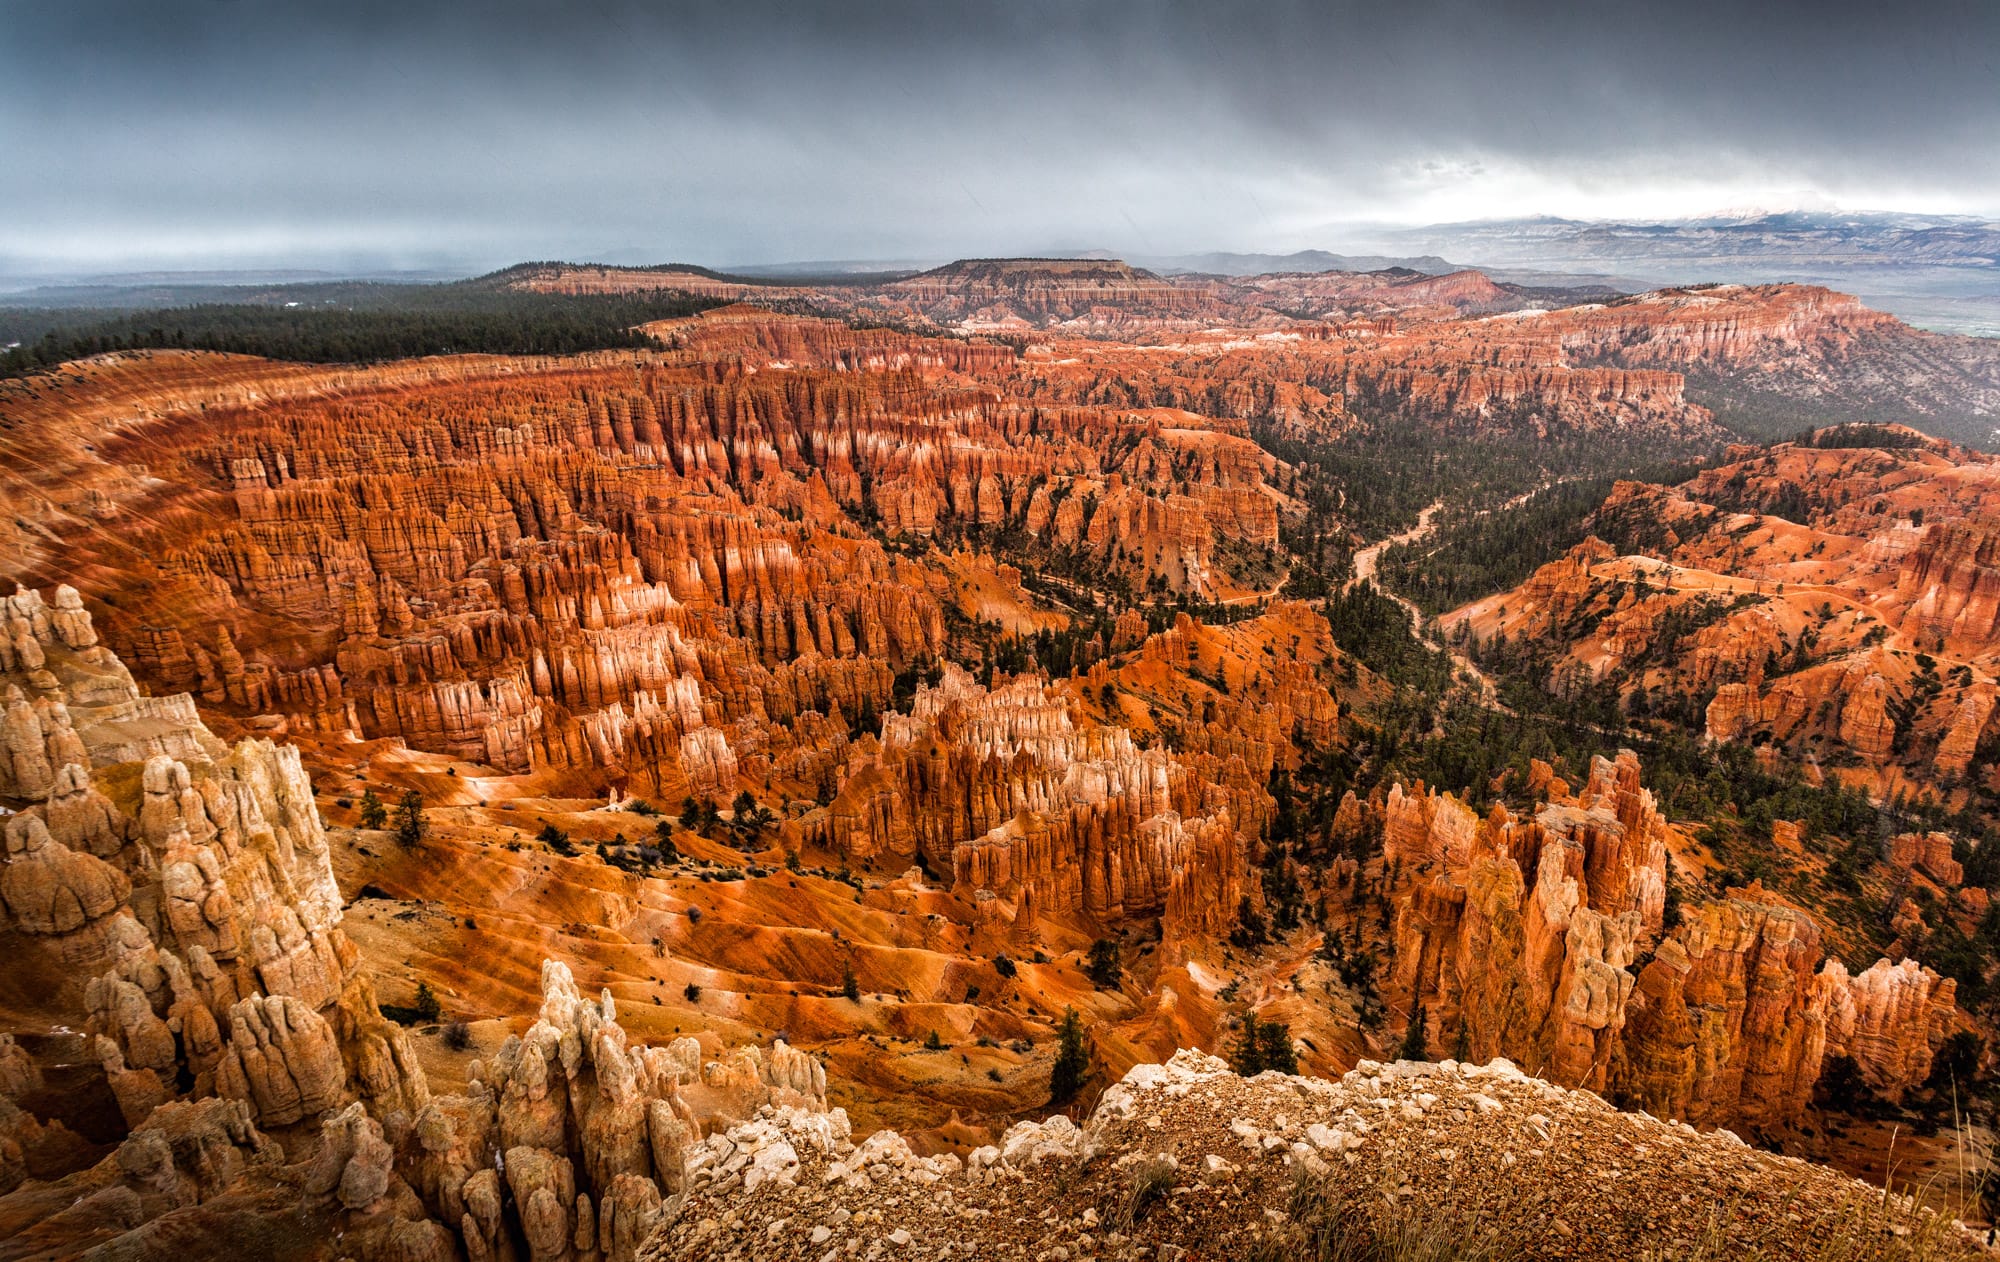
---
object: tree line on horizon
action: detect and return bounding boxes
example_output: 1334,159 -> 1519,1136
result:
0,285 -> 727,377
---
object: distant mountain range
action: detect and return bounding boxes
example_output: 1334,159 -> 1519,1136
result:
1338,211 -> 2000,336
1139,249 -> 1457,276
6,211 -> 1998,336
1354,210 -> 2000,271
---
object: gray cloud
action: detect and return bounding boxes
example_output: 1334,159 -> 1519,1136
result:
4,0 -> 1996,273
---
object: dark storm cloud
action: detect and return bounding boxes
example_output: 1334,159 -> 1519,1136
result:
3,0 -> 1996,272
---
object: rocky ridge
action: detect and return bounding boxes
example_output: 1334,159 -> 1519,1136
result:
644,1049 -> 1989,1262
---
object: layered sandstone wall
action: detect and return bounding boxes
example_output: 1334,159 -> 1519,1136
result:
808,664 -> 1260,943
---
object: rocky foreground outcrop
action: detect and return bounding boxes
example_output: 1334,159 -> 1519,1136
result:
0,585 -> 421,1142
645,1050 -> 1989,1262
0,589 -> 838,1261
0,951 -> 833,1262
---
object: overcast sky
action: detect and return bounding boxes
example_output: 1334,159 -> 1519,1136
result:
4,0 -> 1997,274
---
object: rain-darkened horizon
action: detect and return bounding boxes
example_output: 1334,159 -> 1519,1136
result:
5,0 -> 1999,276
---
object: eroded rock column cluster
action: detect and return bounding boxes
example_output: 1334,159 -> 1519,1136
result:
1383,750 -> 1956,1125
0,586 -> 843,1260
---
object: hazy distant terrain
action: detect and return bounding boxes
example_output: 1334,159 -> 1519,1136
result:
1339,211 -> 2000,336
10,210 -> 1999,337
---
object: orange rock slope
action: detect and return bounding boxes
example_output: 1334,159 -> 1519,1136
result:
1,270 -> 1992,1254
1449,426 -> 2000,804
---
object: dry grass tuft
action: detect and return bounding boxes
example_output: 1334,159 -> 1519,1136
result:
1247,1168 -> 1521,1262
1120,1154 -> 1179,1230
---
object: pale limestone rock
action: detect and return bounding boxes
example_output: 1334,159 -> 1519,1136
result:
158,827 -> 242,958
163,952 -> 228,1087
1,811 -> 129,936
110,1095 -> 271,1208
505,1145 -> 577,1262
331,975 -> 431,1120
43,761 -> 127,857
1822,957 -> 1957,1100
304,1101 -> 399,1211
139,756 -> 214,851
47,585 -> 96,649
1000,1112 -> 1090,1167
97,1036 -> 173,1129
87,974 -> 178,1074
460,1166 -> 508,1262
0,687 -> 53,799
599,1171 -> 665,1262
215,992 -> 348,1127
249,905 -> 342,1008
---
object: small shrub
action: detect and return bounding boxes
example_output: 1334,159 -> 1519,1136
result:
1397,999 -> 1429,1063
1048,1007 -> 1090,1104
1086,938 -> 1121,988
1817,1053 -> 1875,1115
441,1020 -> 472,1051
393,790 -> 426,848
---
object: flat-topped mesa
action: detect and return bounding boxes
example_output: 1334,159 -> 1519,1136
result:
1383,748 -> 1954,1128
0,588 -> 426,1138
812,664 -> 1258,940
1559,284 -> 1905,366
1546,287 -> 2000,441
873,258 -> 1219,325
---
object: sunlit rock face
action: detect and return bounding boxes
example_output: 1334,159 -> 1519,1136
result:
0,588 -> 423,1134
1450,429 -> 2000,804
0,313 -> 1312,804
0,595 -> 842,1261
1384,749 -> 1953,1126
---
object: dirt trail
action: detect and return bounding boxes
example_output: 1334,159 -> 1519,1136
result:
1349,500 -> 1445,589
1348,497 -> 1500,705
